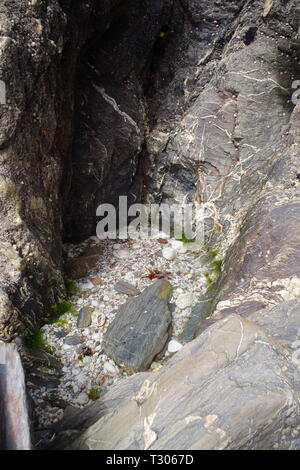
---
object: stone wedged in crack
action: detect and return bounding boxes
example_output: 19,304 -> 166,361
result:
102,279 -> 172,372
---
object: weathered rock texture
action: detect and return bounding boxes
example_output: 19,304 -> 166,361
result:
103,280 -> 172,372
0,0 -> 113,340
0,0 -> 299,341
50,314 -> 300,450
0,0 -> 171,339
142,0 -> 300,337
0,342 -> 31,450
0,0 -> 300,451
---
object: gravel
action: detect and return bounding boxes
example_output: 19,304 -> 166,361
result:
28,235 -> 211,429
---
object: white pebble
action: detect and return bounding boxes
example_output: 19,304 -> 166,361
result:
123,272 -> 137,285
292,349 -> 300,366
103,361 -> 118,376
76,373 -> 88,386
162,247 -> 176,260
168,339 -> 183,353
171,240 -> 187,254
291,340 -> 300,350
78,280 -> 94,290
75,392 -> 89,405
114,249 -> 130,259
176,293 -> 194,310
113,243 -> 123,250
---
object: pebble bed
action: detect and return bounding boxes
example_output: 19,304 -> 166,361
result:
29,235 -> 211,429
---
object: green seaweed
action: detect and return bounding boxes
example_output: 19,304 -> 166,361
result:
52,317 -> 68,327
207,248 -> 219,260
88,387 -> 99,401
180,234 -> 196,244
212,258 -> 223,274
54,300 -> 77,317
25,329 -> 54,354
64,279 -> 77,297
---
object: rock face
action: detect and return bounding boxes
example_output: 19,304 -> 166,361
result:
0,0 -> 172,339
64,0 -> 173,240
0,0 -> 298,341
103,280 -> 172,372
0,342 -> 31,450
0,0 -> 300,452
50,314 -> 300,450
0,1 -> 128,340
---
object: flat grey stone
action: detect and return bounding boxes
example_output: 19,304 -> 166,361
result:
64,336 -> 84,346
77,306 -> 93,328
55,330 -> 67,339
103,279 -> 172,372
114,280 -> 140,296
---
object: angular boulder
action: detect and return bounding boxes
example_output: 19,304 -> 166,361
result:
102,280 -> 172,372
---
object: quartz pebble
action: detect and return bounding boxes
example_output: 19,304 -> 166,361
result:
75,392 -> 89,406
114,249 -> 131,260
162,247 -> 176,260
171,240 -> 187,254
168,339 -> 183,353
176,293 -> 194,310
103,361 -> 118,376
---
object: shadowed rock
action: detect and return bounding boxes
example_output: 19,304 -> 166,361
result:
65,246 -> 103,280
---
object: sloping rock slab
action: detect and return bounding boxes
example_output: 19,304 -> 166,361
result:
247,299 -> 300,349
53,314 -> 300,450
0,342 -> 31,450
102,280 -> 172,372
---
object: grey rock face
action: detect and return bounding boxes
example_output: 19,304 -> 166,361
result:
51,314 -> 300,450
247,300 -> 300,349
64,0 -> 173,240
102,280 -> 172,372
0,342 -> 31,450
